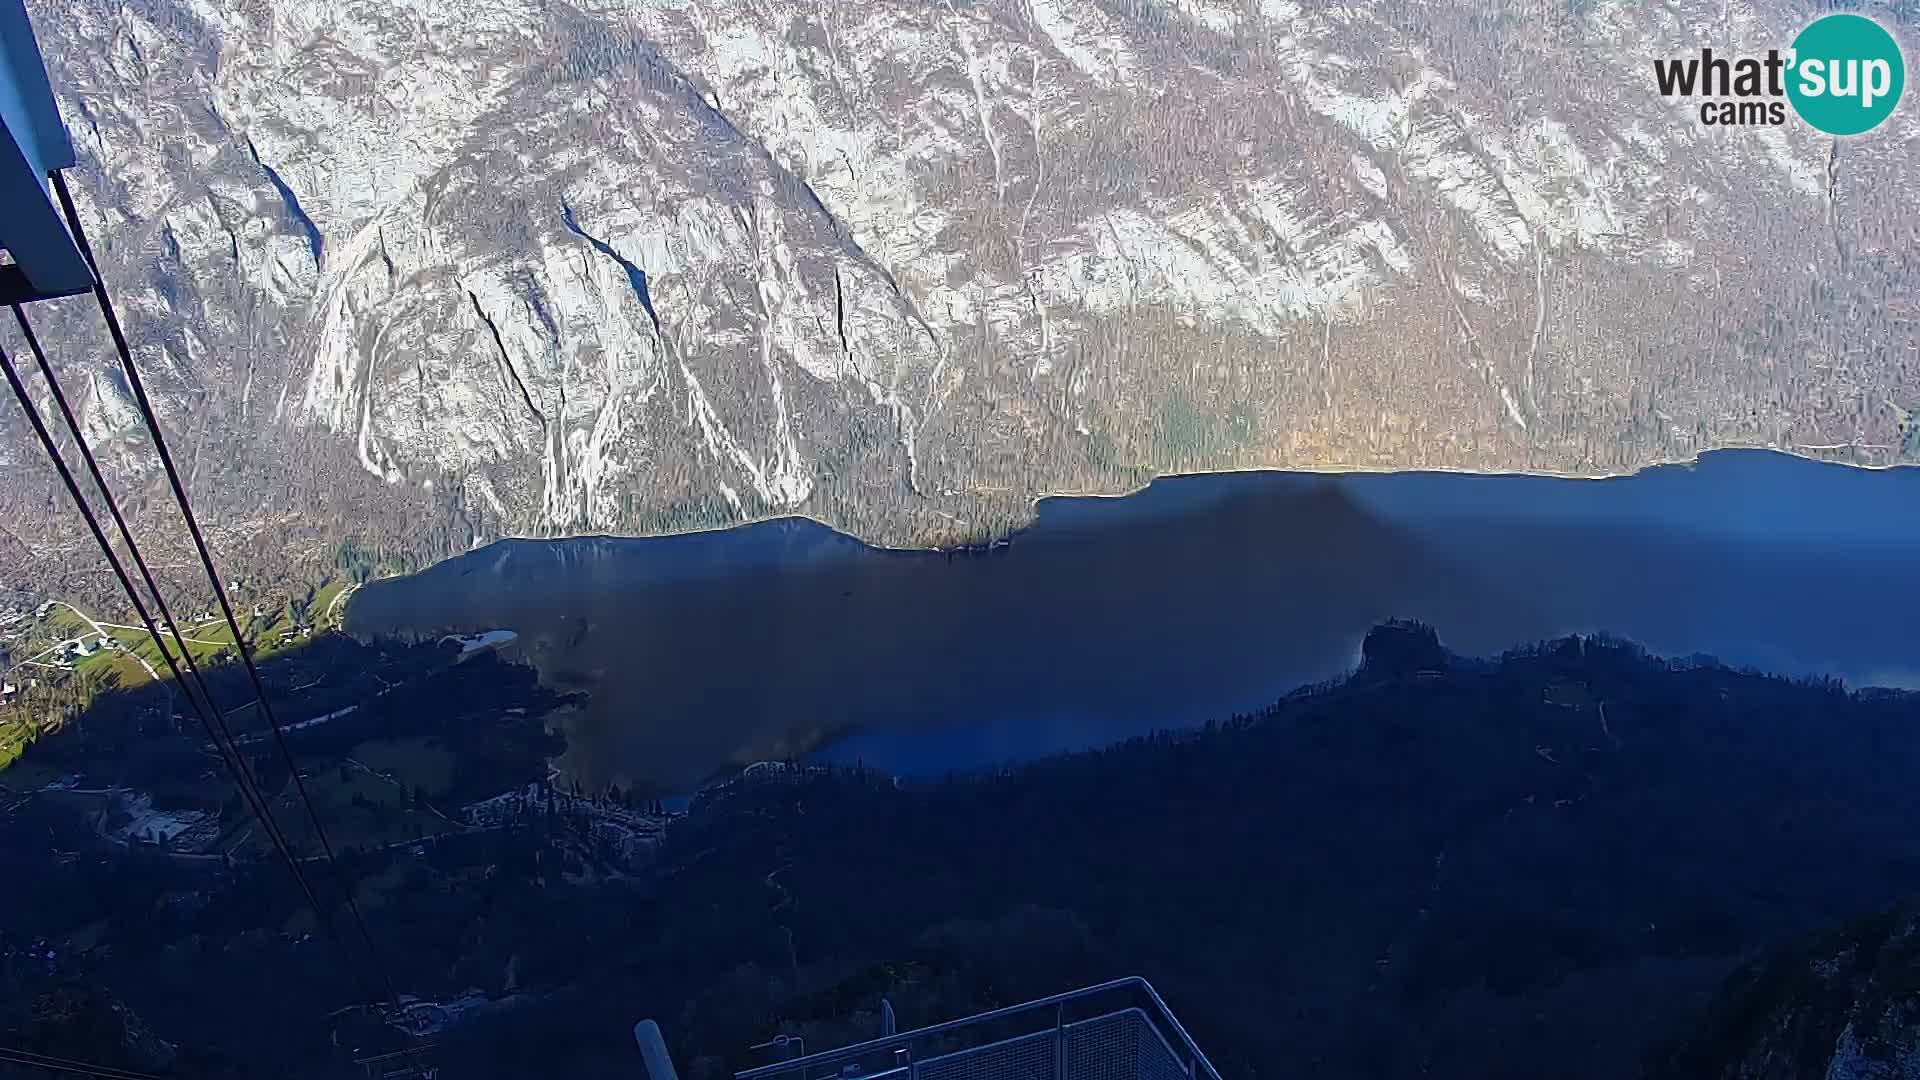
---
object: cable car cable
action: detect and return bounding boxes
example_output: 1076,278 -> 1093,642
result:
0,333 -> 381,1010
50,170 -> 402,1014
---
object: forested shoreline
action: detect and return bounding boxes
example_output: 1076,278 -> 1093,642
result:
4,624 -> 1918,1079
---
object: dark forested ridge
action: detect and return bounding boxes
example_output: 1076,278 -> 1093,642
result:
1646,901 -> 1920,1079
4,624 -> 1919,1080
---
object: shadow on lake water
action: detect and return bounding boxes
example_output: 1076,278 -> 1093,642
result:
346,450 -> 1920,792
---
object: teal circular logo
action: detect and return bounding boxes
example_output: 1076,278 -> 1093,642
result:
1787,14 -> 1905,136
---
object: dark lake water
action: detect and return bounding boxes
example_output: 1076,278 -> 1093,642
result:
346,450 -> 1920,793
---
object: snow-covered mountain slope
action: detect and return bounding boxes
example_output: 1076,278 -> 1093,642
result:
4,0 -> 1917,587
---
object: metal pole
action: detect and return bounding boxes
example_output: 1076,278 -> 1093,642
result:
635,1020 -> 683,1080
1054,1004 -> 1067,1080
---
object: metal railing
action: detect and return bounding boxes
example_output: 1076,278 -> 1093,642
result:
734,978 -> 1221,1080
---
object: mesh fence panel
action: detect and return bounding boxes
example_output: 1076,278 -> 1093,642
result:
736,983 -> 1214,1080
1122,1015 -> 1188,1080
913,1010 -> 1189,1080
918,1029 -> 1055,1080
1068,1014 -> 1129,1080
1066,1011 -> 1186,1080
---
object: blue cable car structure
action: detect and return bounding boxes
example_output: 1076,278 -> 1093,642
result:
0,0 -> 91,304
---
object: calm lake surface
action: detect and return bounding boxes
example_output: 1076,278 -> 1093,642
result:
346,450 -> 1920,793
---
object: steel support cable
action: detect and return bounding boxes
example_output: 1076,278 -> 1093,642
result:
10,306 -> 289,829
5,305 -> 375,990
0,1045 -> 167,1080
49,170 -> 402,1014
0,335 -> 380,1009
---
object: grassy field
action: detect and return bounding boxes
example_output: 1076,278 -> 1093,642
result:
0,756 -> 67,791
352,737 -> 457,800
312,580 -> 355,630
0,717 -> 37,772
347,861 -> 417,915
1,576 -> 357,776
14,575 -> 353,694
41,608 -> 92,639
0,681 -> 78,774
64,622 -> 233,688
230,737 -> 462,859
1543,678 -> 1599,709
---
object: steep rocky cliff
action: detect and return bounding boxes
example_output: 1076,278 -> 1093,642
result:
5,0 -> 1916,590
1650,905 -> 1920,1080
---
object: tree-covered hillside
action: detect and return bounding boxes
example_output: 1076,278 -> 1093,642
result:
4,625 -> 1918,1080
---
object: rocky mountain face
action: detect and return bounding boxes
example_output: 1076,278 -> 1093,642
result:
5,0 -> 1917,589
1649,905 -> 1920,1080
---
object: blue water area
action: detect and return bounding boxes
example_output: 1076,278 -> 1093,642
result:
1344,450 -> 1916,550
349,451 -> 1920,790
